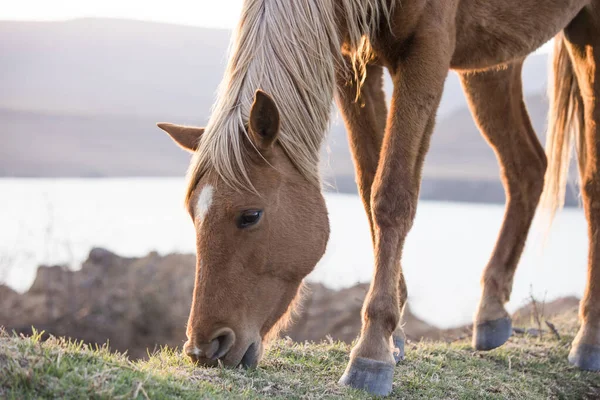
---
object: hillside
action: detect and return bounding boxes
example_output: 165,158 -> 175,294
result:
2,305 -> 600,399
1,18 -> 580,204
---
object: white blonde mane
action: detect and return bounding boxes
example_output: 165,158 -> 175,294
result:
186,0 -> 393,202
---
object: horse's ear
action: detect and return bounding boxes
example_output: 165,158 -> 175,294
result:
157,123 -> 204,153
248,90 -> 280,149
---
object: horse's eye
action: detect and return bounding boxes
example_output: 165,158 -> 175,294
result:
237,210 -> 263,228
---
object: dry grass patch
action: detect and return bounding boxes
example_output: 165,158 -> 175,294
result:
1,308 -> 599,399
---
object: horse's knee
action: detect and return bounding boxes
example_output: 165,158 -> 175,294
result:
371,185 -> 417,233
507,152 -> 547,209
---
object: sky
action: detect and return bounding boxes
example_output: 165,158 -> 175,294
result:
0,0 -> 244,29
1,1 -> 552,52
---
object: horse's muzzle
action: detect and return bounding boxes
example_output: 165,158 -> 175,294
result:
184,327 -> 235,365
184,328 -> 262,368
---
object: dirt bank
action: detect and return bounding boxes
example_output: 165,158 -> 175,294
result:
0,248 -> 580,359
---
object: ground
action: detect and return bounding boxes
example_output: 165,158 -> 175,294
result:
1,306 -> 599,399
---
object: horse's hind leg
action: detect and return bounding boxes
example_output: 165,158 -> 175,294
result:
459,63 -> 547,350
335,61 -> 406,363
563,6 -> 600,371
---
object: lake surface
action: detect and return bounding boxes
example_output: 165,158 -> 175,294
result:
0,178 -> 588,329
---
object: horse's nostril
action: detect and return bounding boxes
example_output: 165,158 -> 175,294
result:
202,338 -> 220,359
212,328 -> 236,360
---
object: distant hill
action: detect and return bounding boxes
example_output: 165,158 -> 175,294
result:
0,18 -> 578,204
0,19 -> 229,120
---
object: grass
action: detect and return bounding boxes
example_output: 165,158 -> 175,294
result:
1,308 -> 600,399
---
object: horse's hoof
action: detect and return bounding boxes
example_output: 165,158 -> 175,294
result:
339,357 -> 394,396
569,343 -> 600,371
393,336 -> 405,363
473,317 -> 512,351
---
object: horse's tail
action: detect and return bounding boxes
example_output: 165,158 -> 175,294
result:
540,33 -> 586,224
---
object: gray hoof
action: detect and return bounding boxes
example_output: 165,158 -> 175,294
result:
393,336 -> 405,363
569,343 -> 600,371
473,317 -> 512,351
339,357 -> 394,396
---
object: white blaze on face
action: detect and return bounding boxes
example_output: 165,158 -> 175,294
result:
196,185 -> 214,223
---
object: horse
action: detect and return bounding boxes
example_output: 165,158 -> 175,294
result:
157,0 -> 600,395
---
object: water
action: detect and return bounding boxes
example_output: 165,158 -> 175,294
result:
0,178 -> 588,328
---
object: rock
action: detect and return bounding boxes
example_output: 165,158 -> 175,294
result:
0,249 -> 196,358
88,247 -> 118,265
28,265 -> 69,294
0,284 -> 21,322
282,283 -> 443,344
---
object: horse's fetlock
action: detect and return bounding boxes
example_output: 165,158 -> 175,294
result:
365,296 -> 400,333
580,300 -> 600,325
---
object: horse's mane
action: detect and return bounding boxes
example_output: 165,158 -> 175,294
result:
185,0 -> 393,203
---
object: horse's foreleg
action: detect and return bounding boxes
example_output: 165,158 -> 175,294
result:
335,61 -> 407,363
338,23 -> 452,395
564,7 -> 600,371
459,63 -> 547,351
